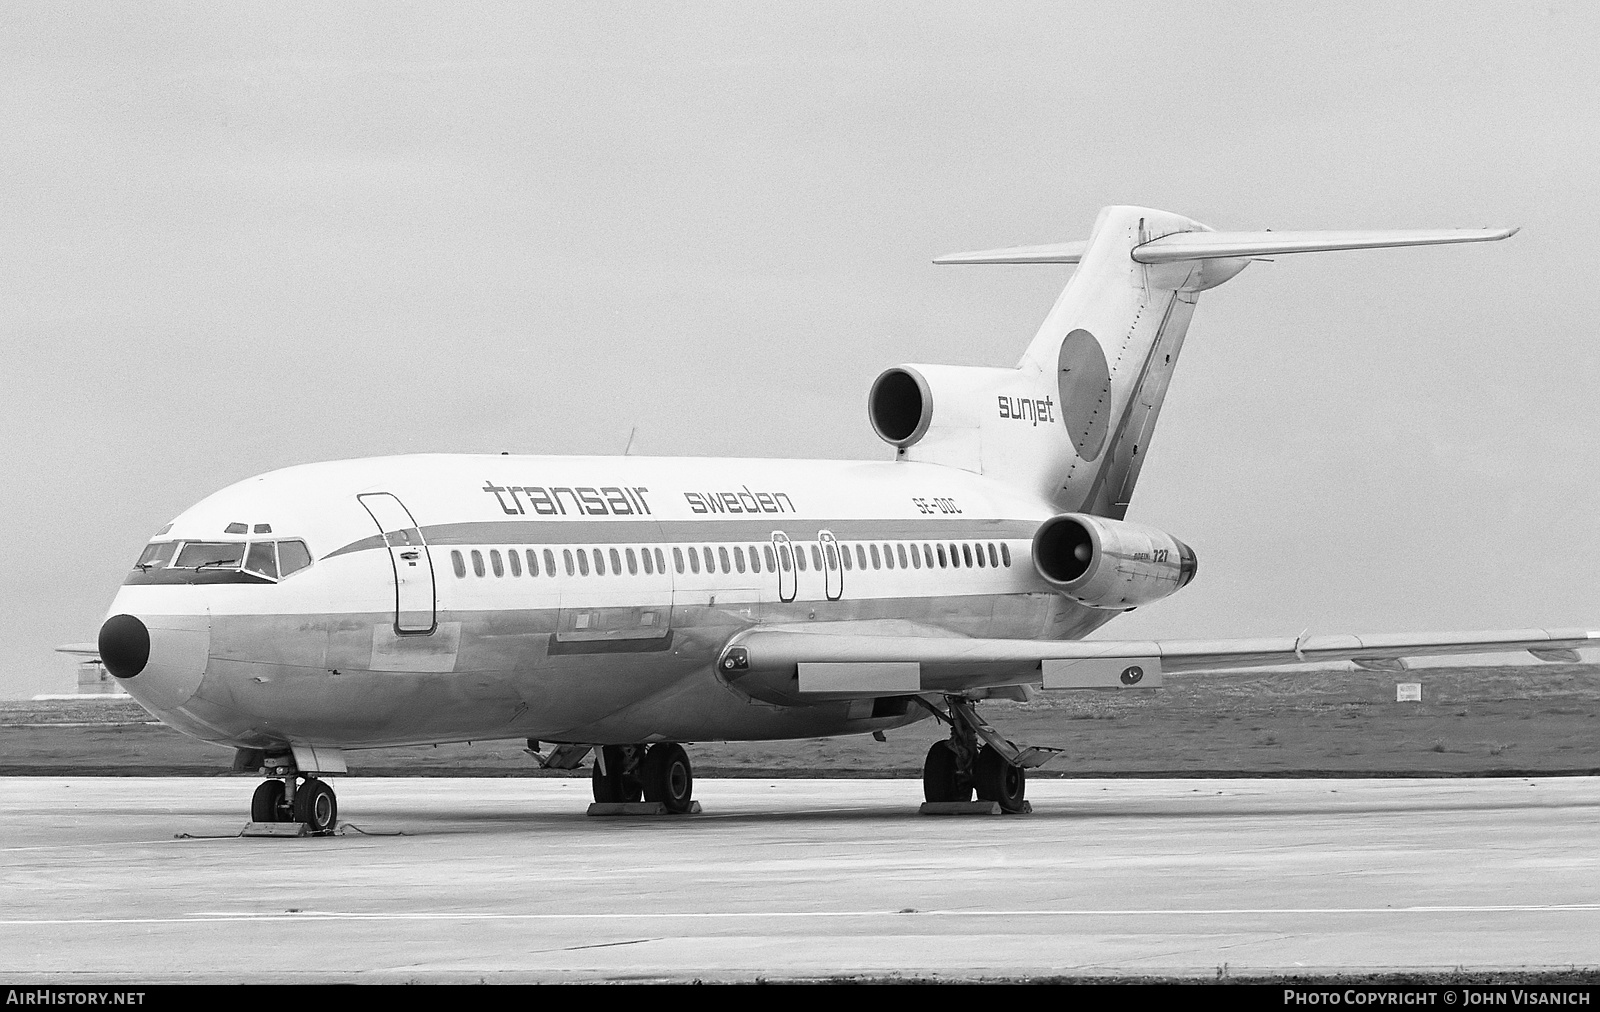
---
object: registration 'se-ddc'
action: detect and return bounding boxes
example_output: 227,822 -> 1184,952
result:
95,205 -> 1595,831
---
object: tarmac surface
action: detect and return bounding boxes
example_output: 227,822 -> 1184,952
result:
3,776 -> 1599,982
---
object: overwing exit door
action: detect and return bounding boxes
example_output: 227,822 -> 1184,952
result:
818,530 -> 843,601
358,492 -> 437,635
771,531 -> 797,603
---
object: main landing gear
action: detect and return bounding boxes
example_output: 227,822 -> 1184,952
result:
591,742 -> 696,814
244,755 -> 339,835
919,696 -> 1060,814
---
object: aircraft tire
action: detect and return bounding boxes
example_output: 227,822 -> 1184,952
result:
974,746 -> 1026,813
250,779 -> 285,823
592,746 -> 643,804
641,743 -> 694,814
922,741 -> 971,803
292,778 -> 338,834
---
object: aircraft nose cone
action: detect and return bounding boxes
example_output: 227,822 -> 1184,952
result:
99,614 -> 150,678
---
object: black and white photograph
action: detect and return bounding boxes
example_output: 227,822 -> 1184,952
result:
2,0 -> 1598,991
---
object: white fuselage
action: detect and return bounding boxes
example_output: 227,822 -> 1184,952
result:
107,453 -> 1117,755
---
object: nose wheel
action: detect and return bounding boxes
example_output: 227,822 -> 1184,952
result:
250,774 -> 338,835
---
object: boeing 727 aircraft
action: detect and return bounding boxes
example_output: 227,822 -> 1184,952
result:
95,205 -> 1596,831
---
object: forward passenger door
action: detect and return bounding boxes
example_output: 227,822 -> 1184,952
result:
357,492 -> 437,635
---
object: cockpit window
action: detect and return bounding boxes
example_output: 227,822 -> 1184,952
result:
244,541 -> 278,580
135,542 -> 177,571
175,542 -> 246,569
127,538 -> 313,585
278,540 -> 312,577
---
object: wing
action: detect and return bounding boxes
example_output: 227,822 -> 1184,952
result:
718,623 -> 1598,700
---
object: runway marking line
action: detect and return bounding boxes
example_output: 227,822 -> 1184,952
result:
3,904 -> 1600,927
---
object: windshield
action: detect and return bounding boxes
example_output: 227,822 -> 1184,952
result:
129,538 -> 313,583
174,542 -> 246,569
135,542 -> 177,570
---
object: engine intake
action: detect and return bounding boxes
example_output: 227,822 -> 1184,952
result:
1033,513 -> 1197,610
868,367 -> 932,447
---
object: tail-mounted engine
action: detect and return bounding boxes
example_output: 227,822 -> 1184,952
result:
1032,513 -> 1197,610
868,363 -> 1024,473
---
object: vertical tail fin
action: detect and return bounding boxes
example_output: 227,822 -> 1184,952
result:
930,206 -> 1514,517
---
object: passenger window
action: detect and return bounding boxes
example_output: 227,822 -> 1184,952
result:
764,545 -> 777,571
688,548 -> 701,574
870,544 -> 881,569
748,545 -> 760,573
910,543 -> 921,569
626,548 -> 638,575
855,544 -> 867,570
1001,543 -> 1012,567
810,545 -> 823,570
923,544 -> 935,568
491,550 -> 504,577
526,549 -> 539,577
563,549 -> 575,576
937,544 -> 948,568
703,546 -> 716,573
884,543 -> 896,569
987,543 -> 998,568
719,546 -> 731,573
544,549 -> 556,577
451,550 -> 466,578
244,541 -> 278,580
577,550 -> 591,576
779,544 -> 792,572
795,545 -> 807,571
654,547 -> 666,574
674,547 -> 685,574
840,544 -> 851,570
641,547 -> 653,575
470,550 -> 486,577
972,543 -> 984,568
278,540 -> 312,577
592,549 -> 605,576
610,548 -> 622,575
733,546 -> 746,573
508,550 -> 521,577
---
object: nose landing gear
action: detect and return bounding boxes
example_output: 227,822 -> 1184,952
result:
243,753 -> 339,835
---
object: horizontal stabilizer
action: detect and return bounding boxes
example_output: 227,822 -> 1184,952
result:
1132,228 -> 1518,263
933,241 -> 1089,265
934,228 -> 1516,266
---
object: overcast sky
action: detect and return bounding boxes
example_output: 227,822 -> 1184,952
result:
3,2 -> 1597,698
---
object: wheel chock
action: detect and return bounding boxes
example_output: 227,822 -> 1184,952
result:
586,801 -> 703,817
918,801 -> 1032,816
241,821 -> 310,837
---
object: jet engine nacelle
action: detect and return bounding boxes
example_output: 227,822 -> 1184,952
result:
868,364 -> 1025,473
1032,513 -> 1197,610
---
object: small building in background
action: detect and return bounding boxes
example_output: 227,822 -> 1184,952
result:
43,644 -> 129,699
